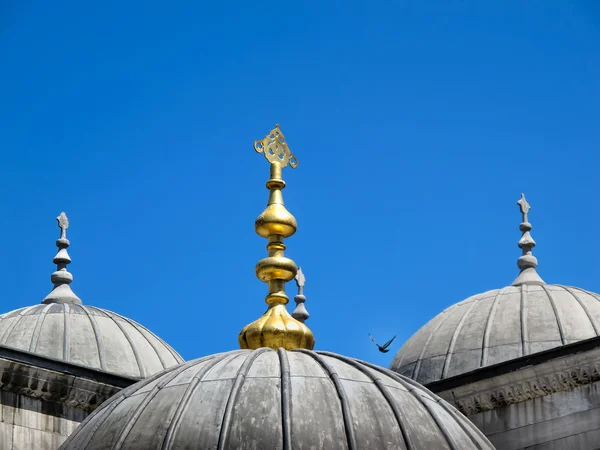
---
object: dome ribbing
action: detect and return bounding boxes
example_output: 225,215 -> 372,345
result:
391,285 -> 600,383
59,348 -> 494,450
0,304 -> 183,378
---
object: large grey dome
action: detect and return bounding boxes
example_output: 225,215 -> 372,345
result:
59,348 -> 494,450
391,284 -> 600,384
0,303 -> 184,378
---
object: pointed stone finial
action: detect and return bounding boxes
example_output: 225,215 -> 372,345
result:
292,267 -> 309,323
512,194 -> 545,286
42,212 -> 82,305
58,212 -> 69,240
517,194 -> 530,223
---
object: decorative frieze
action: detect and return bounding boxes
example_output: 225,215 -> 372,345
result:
0,352 -> 127,413
438,349 -> 600,416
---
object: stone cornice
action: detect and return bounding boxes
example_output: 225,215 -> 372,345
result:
433,342 -> 600,416
0,344 -> 136,413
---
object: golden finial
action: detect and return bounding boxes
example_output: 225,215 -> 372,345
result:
238,125 -> 315,351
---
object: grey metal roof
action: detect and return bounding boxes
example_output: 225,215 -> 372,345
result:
58,348 -> 494,450
390,284 -> 600,384
0,304 -> 183,379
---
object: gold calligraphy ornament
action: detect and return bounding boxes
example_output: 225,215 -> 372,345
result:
253,124 -> 298,169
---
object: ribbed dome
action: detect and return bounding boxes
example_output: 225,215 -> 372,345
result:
0,303 -> 183,378
390,284 -> 600,384
3,212 -> 184,378
58,348 -> 494,450
391,194 -> 600,384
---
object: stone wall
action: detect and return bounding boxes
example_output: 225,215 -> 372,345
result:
0,390 -> 83,449
430,337 -> 600,450
471,380 -> 600,449
0,345 -> 135,450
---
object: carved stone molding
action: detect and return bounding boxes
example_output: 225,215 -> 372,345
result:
0,351 -> 130,413
437,349 -> 600,416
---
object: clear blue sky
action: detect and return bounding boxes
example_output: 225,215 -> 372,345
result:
1,1 -> 599,368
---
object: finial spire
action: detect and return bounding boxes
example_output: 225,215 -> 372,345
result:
42,212 -> 82,305
292,267 -> 309,323
238,125 -> 315,350
512,194 -> 545,286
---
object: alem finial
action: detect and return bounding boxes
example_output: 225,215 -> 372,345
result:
512,194 -> 545,286
292,267 -> 309,323
58,212 -> 69,239
238,125 -> 315,350
517,193 -> 530,223
253,124 -> 298,169
42,212 -> 82,305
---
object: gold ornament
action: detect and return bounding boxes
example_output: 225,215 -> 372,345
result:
239,125 -> 314,351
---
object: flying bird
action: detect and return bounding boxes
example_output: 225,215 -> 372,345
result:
369,334 -> 396,353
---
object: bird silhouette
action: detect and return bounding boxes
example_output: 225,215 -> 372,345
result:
369,334 -> 396,353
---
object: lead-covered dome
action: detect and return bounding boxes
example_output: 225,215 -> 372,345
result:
59,348 -> 494,450
390,284 -> 600,384
0,212 -> 184,378
0,303 -> 183,378
391,194 -> 600,384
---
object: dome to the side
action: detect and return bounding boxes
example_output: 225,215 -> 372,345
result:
391,194 -> 599,384
390,284 -> 600,384
0,303 -> 183,378
59,348 -> 494,450
0,212 -> 184,378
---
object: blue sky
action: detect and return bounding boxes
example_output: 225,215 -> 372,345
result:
1,1 -> 599,368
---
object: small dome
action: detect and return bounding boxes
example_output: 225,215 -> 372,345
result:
391,284 -> 600,384
391,194 -> 600,384
0,303 -> 183,378
1,212 -> 184,378
59,348 -> 493,450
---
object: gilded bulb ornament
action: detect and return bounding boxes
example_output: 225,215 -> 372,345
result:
239,125 -> 315,351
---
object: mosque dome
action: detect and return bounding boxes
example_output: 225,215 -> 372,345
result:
390,194 -> 600,384
0,303 -> 183,379
59,348 -> 494,450
390,284 -> 600,384
59,125 -> 496,450
0,212 -> 183,379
